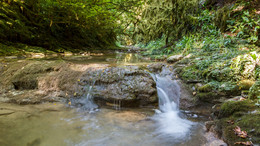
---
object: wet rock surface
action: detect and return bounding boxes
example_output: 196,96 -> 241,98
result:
0,57 -> 198,109
78,66 -> 157,107
0,60 -> 158,107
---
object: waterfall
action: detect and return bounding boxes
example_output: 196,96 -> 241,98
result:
82,80 -> 98,111
152,73 -> 193,139
72,80 -> 98,111
113,99 -> 121,110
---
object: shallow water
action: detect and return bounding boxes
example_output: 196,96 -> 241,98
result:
0,103 -> 207,146
0,52 -> 225,146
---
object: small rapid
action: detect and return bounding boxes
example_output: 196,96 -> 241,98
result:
71,80 -> 98,111
151,73 -> 193,139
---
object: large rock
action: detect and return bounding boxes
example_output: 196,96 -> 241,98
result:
1,60 -> 158,107
167,54 -> 183,63
0,60 -> 82,104
11,61 -> 57,90
78,66 -> 157,107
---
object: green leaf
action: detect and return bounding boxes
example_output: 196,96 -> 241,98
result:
250,54 -> 257,60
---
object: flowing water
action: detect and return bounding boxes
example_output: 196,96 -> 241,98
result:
152,74 -> 194,140
0,53 -> 224,146
0,103 -> 206,146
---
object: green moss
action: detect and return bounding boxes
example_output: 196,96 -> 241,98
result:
198,84 -> 213,92
207,67 -> 234,82
238,114 -> 260,140
217,112 -> 260,145
178,58 -> 191,64
222,124 -> 241,146
219,82 -> 240,96
0,43 -> 57,56
222,123 -> 249,146
196,92 -> 218,103
219,100 -> 255,118
238,80 -> 255,90
180,65 -> 201,81
249,80 -> 260,99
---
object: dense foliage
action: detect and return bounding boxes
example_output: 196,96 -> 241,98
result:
133,0 -> 200,44
0,0 -> 140,52
1,0 -> 259,52
125,0 -> 260,47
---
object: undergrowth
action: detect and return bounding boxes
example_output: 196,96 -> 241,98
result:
138,2 -> 260,93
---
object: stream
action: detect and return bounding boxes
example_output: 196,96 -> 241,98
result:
0,52 -> 224,146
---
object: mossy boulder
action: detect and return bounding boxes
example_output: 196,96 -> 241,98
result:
213,98 -> 260,145
238,80 -> 255,90
198,84 -> 213,92
249,80 -> 260,99
219,82 -> 240,96
195,92 -> 218,103
235,114 -> 260,143
216,113 -> 260,145
12,75 -> 39,90
207,68 -> 233,82
219,100 -> 255,118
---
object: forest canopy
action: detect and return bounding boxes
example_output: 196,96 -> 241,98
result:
0,0 -> 259,52
0,0 -> 141,51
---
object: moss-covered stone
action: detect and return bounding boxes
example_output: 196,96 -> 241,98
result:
222,124 -> 244,146
219,82 -> 240,96
215,112 -> 260,145
207,67 -> 233,82
238,80 -> 255,90
196,92 -> 218,103
249,80 -> 260,99
237,114 -> 260,143
219,100 -> 255,118
198,84 -> 213,92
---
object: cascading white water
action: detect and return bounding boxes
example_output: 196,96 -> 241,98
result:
73,81 -> 98,111
152,73 -> 193,139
